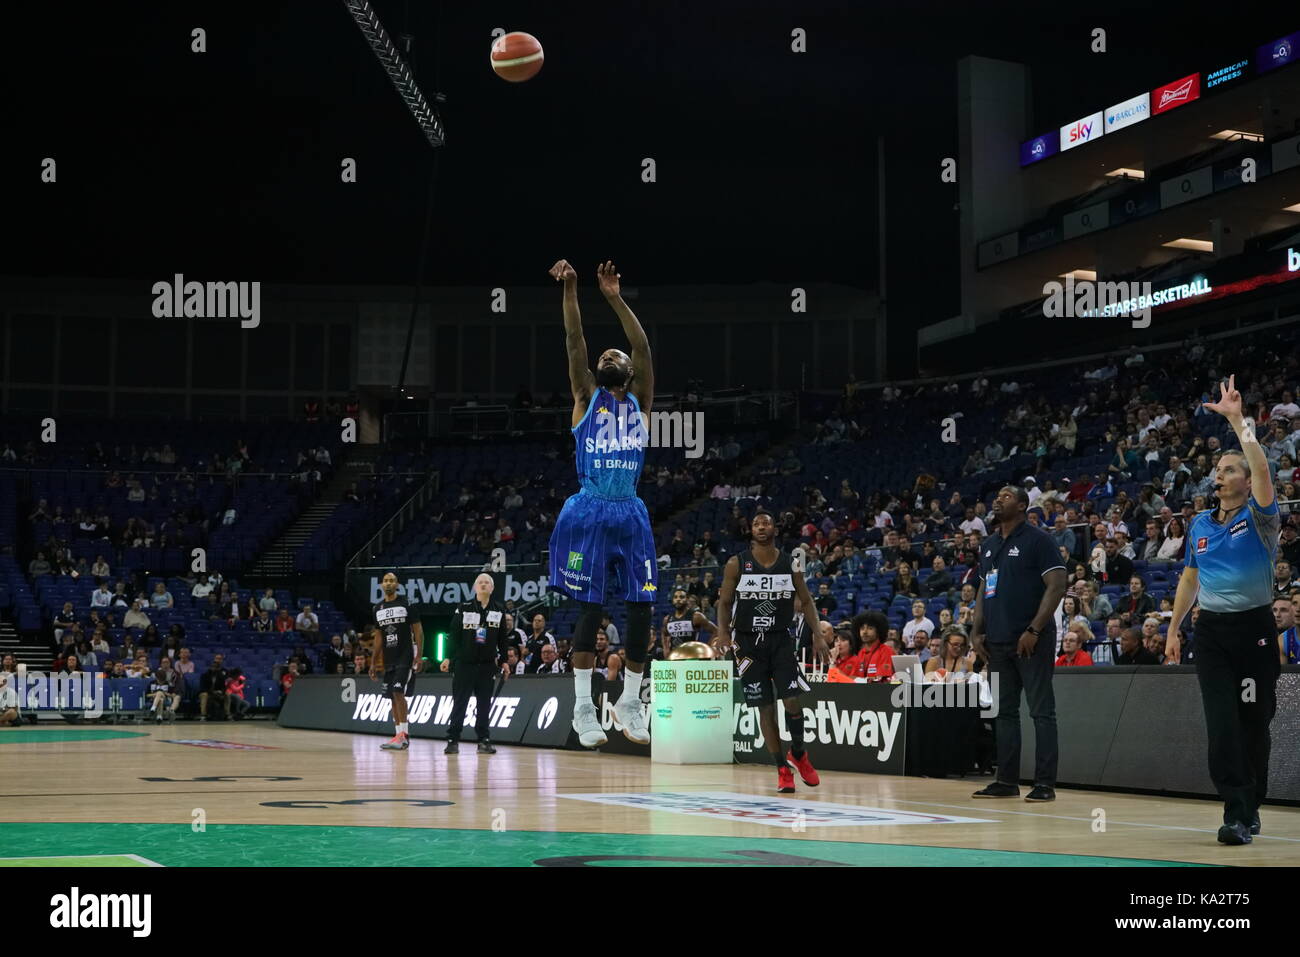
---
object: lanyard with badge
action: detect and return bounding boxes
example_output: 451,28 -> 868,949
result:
463,607 -> 487,644
982,531 -> 1018,601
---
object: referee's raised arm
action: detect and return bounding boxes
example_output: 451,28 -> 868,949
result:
1207,374 -> 1274,507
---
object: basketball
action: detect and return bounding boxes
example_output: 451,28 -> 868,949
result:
490,31 -> 544,83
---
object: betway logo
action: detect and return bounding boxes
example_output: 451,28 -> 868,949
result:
1289,248 -> 1299,272
369,574 -> 547,606
351,692 -> 520,728
734,701 -> 901,761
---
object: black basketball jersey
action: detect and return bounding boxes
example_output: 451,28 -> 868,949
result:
372,595 -> 420,667
664,611 -> 698,647
731,548 -> 796,635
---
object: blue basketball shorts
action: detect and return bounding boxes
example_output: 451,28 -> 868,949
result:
549,491 -> 659,604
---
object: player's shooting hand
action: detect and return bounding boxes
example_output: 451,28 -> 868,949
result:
596,260 -> 621,298
549,259 -> 576,283
439,659 -> 449,673
1202,374 -> 1243,420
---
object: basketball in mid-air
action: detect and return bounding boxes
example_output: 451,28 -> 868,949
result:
491,31 -> 544,83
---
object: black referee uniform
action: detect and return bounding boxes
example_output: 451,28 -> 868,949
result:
1183,495 -> 1282,839
446,596 -> 510,748
974,510 -> 1067,796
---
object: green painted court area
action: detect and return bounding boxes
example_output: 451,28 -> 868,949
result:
0,728 -> 150,743
0,823 -> 1210,867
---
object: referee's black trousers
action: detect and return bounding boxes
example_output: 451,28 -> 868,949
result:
1193,606 -> 1280,826
447,661 -> 498,742
988,635 -> 1058,787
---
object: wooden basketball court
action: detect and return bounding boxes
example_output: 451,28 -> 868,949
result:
2,723 -> 1295,866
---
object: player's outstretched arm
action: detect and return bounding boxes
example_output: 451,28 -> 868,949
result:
597,261 -> 654,413
1203,374 -> 1273,507
550,260 -> 595,422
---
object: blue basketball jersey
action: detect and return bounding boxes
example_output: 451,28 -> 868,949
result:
572,388 -> 646,500
1185,496 -> 1280,612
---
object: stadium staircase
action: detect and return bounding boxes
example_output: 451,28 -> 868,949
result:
247,447 -> 381,575
0,615 -> 48,669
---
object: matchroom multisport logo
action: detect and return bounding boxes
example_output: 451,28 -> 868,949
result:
50,888 -> 151,937
151,274 -> 260,328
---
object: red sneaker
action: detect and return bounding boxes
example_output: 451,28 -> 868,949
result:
777,765 -> 796,793
787,750 -> 819,787
380,733 -> 409,751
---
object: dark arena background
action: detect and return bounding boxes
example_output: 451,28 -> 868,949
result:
4,0 -> 1300,930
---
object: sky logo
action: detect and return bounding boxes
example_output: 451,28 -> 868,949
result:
1060,111 -> 1104,151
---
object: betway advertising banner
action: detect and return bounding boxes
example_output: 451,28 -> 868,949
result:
348,565 -> 549,609
599,679 -> 906,775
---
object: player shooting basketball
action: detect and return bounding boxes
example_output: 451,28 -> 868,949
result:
546,259 -> 656,748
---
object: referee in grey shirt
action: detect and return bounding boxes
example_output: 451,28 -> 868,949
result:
1167,376 -> 1282,846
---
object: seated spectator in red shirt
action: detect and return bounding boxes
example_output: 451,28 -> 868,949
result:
1055,625 -> 1094,667
280,661 -> 300,696
830,629 -> 862,678
852,611 -> 895,681
226,668 -> 251,719
275,609 -> 295,633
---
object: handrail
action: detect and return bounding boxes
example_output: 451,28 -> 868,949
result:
344,471 -> 440,578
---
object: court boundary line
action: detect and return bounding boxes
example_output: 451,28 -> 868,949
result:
0,852 -> 164,866
878,797 -> 1300,843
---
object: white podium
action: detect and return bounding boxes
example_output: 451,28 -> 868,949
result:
650,659 -> 734,764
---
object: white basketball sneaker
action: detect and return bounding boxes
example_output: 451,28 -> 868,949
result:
572,700 -> 608,748
614,692 -> 650,745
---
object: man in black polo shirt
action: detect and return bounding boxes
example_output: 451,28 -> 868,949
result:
442,573 -> 511,754
970,486 -> 1068,802
1113,627 -> 1160,665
